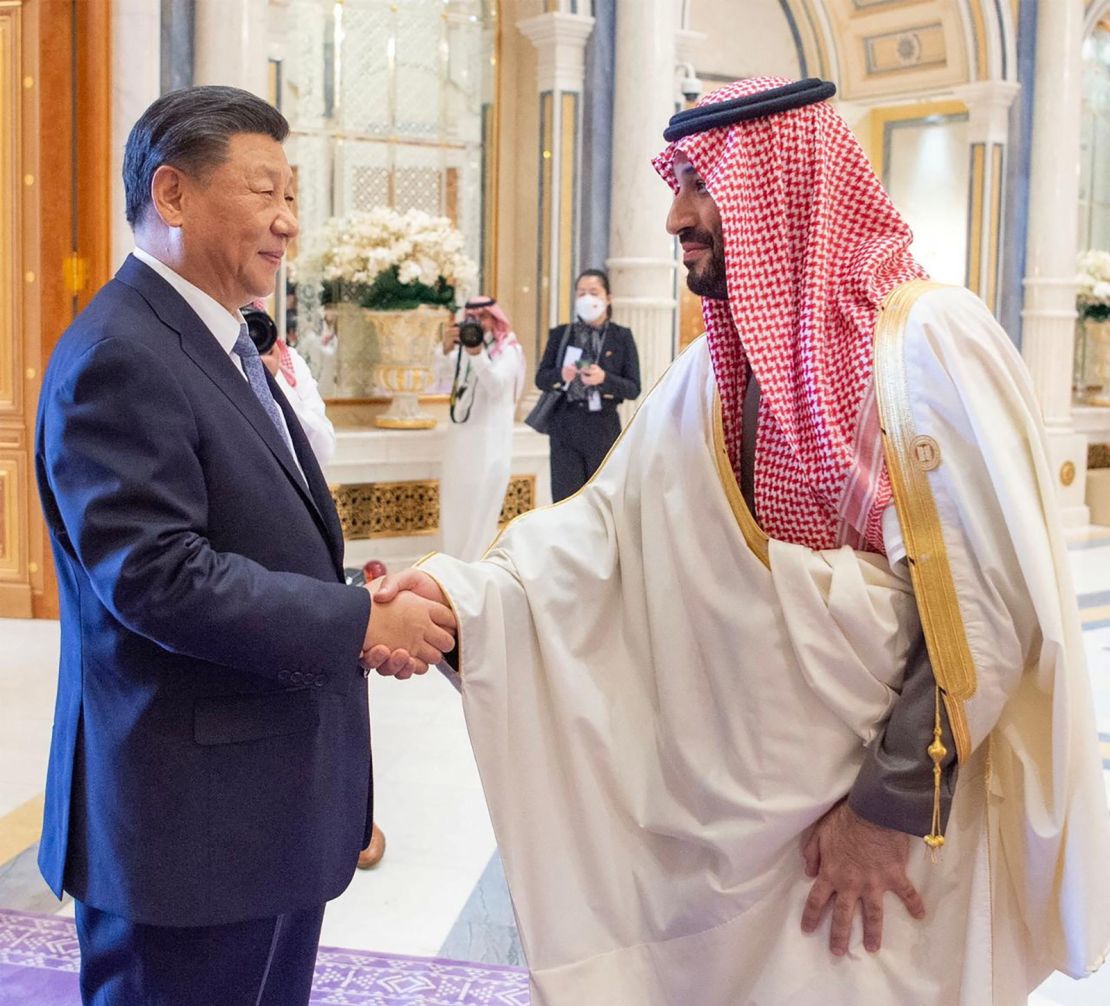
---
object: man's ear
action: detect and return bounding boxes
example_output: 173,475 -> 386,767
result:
150,164 -> 187,228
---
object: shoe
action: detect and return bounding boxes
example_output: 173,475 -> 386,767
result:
357,824 -> 386,870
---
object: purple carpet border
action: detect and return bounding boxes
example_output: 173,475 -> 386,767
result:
0,908 -> 530,1005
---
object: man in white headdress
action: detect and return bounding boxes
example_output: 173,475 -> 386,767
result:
374,77 -> 1110,1005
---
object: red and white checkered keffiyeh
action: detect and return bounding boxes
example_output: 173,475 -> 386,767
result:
653,77 -> 927,554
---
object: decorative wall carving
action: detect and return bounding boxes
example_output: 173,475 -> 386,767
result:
864,24 -> 947,75
330,474 -> 538,540
498,475 -> 537,526
1090,443 -> 1110,469
331,480 -> 440,540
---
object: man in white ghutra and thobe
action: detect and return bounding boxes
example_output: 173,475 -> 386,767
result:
374,77 -> 1110,1005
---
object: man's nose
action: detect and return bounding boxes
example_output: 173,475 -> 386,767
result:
274,207 -> 299,240
665,192 -> 693,236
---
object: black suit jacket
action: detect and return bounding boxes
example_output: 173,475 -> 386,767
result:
534,321 -> 641,411
35,255 -> 373,927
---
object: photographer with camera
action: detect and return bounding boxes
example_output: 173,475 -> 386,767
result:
534,269 -> 641,501
245,302 -> 337,467
434,295 -> 525,560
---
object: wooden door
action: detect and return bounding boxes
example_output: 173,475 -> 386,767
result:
0,0 -> 110,618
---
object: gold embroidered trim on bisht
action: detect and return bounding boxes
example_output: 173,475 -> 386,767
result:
874,279 -> 975,766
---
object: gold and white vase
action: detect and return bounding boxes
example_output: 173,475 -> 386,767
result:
333,303 -> 449,428
1076,316 -> 1110,406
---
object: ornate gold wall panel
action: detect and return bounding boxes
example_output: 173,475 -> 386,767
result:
498,474 -> 536,526
330,474 -> 537,541
331,480 -> 440,540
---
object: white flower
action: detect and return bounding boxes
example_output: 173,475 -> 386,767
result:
296,206 -> 477,293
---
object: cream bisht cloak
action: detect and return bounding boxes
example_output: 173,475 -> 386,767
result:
420,283 -> 1110,1006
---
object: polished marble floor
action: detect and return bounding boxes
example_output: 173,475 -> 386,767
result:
2,527 -> 1109,1003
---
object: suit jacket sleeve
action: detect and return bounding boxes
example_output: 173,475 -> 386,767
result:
535,325 -> 568,392
847,631 -> 957,835
39,336 -> 370,684
599,328 -> 641,402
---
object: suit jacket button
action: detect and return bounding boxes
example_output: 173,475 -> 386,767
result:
290,671 -> 303,685
277,669 -> 289,681
314,674 -> 327,688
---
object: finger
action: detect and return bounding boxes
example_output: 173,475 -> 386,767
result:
829,891 -> 859,956
370,577 -> 399,603
800,878 -> 834,934
428,602 -> 457,630
410,658 -> 430,675
373,649 -> 410,677
361,644 -> 392,670
425,624 -> 456,653
861,889 -> 884,953
393,661 -> 414,681
893,875 -> 925,920
802,830 -> 821,878
412,643 -> 445,666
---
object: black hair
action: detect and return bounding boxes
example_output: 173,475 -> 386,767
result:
123,85 -> 289,228
575,268 -> 613,320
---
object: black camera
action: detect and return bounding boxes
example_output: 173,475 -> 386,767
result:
457,317 -> 485,349
242,306 -> 278,356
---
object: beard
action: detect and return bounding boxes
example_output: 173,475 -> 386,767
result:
680,229 -> 728,300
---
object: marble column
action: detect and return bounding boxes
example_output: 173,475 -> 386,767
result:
607,0 -> 681,397
192,0 -> 269,98
955,81 -> 1020,316
1020,0 -> 1089,524
518,9 -> 596,344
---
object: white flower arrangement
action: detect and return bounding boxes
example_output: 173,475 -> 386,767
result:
298,207 -> 478,311
1077,249 -> 1110,321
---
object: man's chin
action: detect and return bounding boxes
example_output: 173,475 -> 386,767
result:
685,270 -> 728,301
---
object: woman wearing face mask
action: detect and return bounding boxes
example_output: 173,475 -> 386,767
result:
434,295 -> 526,560
534,269 -> 641,501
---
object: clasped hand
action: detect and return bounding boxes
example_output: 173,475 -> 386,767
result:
561,363 -> 605,386
360,572 -> 455,680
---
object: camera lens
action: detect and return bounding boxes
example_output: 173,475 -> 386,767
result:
458,319 -> 485,349
242,306 -> 279,356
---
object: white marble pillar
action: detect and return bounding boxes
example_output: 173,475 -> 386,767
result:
111,0 -> 161,270
518,9 -> 595,346
193,0 -> 269,98
607,0 -> 681,396
955,81 -> 1020,314
1020,0 -> 1089,524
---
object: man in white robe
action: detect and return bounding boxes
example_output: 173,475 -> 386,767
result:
375,77 -> 1110,1005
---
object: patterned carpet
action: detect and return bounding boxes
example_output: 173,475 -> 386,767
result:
0,909 -> 530,1005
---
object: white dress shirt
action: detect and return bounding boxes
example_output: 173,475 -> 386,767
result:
132,248 -> 306,480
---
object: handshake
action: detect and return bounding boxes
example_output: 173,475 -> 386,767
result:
359,570 -> 455,679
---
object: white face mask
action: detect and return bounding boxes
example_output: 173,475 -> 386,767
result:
575,293 -> 607,324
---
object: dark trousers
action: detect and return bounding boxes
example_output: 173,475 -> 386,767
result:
75,900 -> 326,1006
549,404 -> 622,502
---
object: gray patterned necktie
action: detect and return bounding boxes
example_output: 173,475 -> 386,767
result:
232,325 -> 296,458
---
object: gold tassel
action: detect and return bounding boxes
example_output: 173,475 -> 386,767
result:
923,683 -> 947,862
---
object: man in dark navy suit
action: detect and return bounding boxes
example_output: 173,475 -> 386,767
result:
34,85 -> 456,1006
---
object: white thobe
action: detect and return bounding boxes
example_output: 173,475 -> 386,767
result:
273,344 -> 336,467
436,340 -> 525,562
419,284 -> 1110,1005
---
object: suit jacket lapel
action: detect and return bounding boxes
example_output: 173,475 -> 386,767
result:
116,255 -> 327,529
270,376 -> 347,576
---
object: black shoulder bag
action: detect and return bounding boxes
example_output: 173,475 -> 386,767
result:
524,324 -> 574,435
